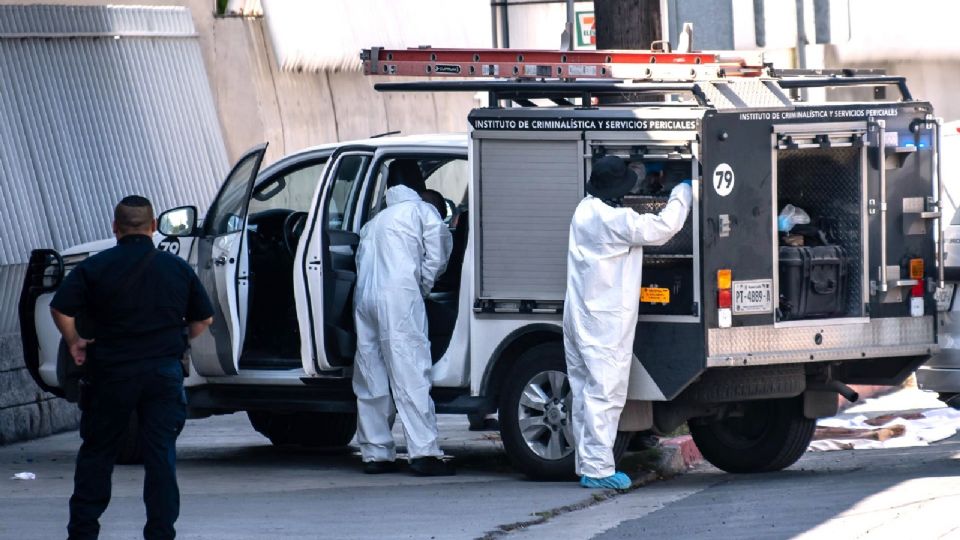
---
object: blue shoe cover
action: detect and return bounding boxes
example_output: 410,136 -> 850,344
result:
580,472 -> 631,489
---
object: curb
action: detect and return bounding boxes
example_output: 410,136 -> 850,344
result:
656,435 -> 703,476
480,436 -> 704,538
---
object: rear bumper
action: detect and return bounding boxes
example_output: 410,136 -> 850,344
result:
917,366 -> 960,394
916,295 -> 960,392
707,316 -> 935,367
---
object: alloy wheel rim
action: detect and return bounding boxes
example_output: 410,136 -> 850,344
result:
517,369 -> 574,460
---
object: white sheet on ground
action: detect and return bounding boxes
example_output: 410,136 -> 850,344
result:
809,388 -> 960,451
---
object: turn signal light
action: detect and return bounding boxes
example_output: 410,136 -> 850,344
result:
717,269 -> 732,290
909,258 -> 924,280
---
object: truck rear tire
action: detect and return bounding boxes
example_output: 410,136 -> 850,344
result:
688,397 -> 815,473
499,342 -> 631,480
247,411 -> 357,448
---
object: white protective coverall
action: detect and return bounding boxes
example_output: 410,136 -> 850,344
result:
563,183 -> 692,478
352,184 -> 453,462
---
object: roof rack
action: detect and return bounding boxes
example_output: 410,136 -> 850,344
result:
372,80 -> 709,107
361,46 -> 765,81
361,47 -> 914,107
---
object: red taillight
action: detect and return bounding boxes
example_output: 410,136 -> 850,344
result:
718,289 -> 732,309
912,281 -> 925,298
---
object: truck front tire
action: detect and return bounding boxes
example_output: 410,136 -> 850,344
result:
499,342 -> 631,480
247,411 -> 357,448
688,396 -> 815,473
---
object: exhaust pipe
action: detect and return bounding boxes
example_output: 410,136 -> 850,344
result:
818,380 -> 859,403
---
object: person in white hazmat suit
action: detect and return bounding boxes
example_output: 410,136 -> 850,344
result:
564,155 -> 692,489
352,159 -> 455,476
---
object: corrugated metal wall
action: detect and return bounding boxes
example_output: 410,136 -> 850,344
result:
0,265 -> 24,335
0,5 -> 228,267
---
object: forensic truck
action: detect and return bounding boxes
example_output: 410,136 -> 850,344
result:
20,47 -> 946,478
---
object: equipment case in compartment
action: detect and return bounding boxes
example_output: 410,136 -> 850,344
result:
778,245 -> 847,320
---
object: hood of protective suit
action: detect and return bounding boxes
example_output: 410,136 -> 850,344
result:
385,184 -> 422,207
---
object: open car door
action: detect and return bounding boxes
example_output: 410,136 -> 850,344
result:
192,144 -> 267,376
296,145 -> 375,374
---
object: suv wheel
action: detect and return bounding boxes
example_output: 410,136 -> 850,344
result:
499,342 -> 631,480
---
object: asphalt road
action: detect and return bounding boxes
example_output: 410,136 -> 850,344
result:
2,393 -> 959,540
514,435 -> 960,540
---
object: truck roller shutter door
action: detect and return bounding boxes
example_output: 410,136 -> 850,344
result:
479,138 -> 583,302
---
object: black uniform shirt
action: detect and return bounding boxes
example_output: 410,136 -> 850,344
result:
50,234 -> 214,373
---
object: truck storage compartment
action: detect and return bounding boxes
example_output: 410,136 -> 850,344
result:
622,158 -> 697,317
776,144 -> 864,320
778,245 -> 847,319
624,195 -> 694,255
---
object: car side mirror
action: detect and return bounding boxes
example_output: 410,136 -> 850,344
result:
158,206 -> 198,237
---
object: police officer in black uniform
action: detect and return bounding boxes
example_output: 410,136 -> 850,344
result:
50,195 -> 214,540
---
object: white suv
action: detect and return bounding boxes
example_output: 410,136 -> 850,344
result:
24,132 -> 626,478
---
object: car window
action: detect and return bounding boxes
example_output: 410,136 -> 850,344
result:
364,157 -> 468,224
249,160 -> 327,215
424,159 -> 469,207
327,154 -> 370,230
204,150 -> 262,236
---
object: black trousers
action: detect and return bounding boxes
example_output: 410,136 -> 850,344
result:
67,361 -> 187,540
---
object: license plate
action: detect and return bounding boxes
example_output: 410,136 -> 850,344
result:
935,283 -> 955,312
733,279 -> 773,314
640,287 -> 670,304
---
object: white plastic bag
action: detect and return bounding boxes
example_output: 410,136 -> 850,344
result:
11,472 -> 36,480
778,204 -> 811,232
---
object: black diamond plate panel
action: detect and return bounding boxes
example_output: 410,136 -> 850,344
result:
623,195 -> 693,254
777,146 -> 863,316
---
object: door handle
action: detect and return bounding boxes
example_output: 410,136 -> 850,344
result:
935,117 -> 946,288
877,120 -> 889,293
214,255 -> 227,266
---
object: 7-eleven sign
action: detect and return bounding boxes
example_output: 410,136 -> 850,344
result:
576,11 -> 595,49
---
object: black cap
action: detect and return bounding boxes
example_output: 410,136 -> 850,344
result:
586,156 -> 638,199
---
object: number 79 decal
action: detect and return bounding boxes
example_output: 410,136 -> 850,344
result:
712,163 -> 735,197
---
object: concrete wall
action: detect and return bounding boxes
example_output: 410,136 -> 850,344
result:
0,0 -> 478,162
824,46 -> 960,121
0,334 -> 80,444
0,1 -> 477,444
208,14 -> 477,166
